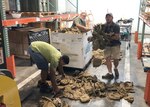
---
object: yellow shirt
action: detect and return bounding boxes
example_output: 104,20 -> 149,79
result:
31,41 -> 61,68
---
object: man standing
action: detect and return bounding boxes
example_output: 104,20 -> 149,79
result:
72,12 -> 91,32
28,41 -> 69,94
102,13 -> 121,79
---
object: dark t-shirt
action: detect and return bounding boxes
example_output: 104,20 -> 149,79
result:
102,22 -> 121,46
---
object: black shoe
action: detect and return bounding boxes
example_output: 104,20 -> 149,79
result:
39,82 -> 53,93
37,78 -> 51,88
114,69 -> 119,79
102,73 -> 114,79
46,75 -> 51,80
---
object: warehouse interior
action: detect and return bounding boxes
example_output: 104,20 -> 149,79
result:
0,0 -> 150,107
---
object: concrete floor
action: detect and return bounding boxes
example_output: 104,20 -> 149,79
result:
20,38 -> 149,107
15,57 -> 38,84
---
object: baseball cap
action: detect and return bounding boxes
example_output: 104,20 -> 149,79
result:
106,13 -> 113,17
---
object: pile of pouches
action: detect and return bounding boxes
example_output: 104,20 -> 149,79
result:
53,27 -> 81,34
40,72 -> 134,107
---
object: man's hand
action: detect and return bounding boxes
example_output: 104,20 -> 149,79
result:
61,74 -> 65,79
106,32 -> 114,37
85,28 -> 91,32
104,33 -> 112,40
82,27 -> 91,32
105,33 -> 119,40
49,67 -> 59,93
76,24 -> 91,32
57,63 -> 65,77
111,34 -> 120,40
111,35 -> 117,40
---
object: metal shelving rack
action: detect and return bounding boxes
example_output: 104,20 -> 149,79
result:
137,0 -> 150,71
0,0 -> 79,69
2,14 -> 78,27
0,0 -> 9,69
136,0 -> 150,52
137,0 -> 150,44
137,0 -> 148,44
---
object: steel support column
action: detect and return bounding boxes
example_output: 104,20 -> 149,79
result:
0,0 -> 10,57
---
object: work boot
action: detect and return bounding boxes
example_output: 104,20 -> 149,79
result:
114,69 -> 119,79
40,82 -> 53,93
102,73 -> 114,79
37,76 -> 51,88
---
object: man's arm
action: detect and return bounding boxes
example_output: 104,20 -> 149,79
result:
74,18 -> 91,32
49,67 -> 59,92
57,64 -> 65,77
76,23 -> 91,32
111,24 -> 120,40
111,33 -> 120,40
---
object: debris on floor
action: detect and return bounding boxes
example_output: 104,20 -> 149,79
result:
40,72 -> 134,107
124,95 -> 134,103
39,96 -> 70,107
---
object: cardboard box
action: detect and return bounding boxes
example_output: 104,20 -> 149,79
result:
9,42 -> 17,55
9,42 -> 24,56
8,27 -> 51,58
15,43 -> 24,55
8,30 -> 17,43
8,27 -> 34,44
23,43 -> 29,56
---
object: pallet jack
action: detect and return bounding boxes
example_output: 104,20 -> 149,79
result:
0,70 -> 21,107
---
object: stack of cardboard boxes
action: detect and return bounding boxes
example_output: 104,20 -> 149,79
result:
8,27 -> 33,58
8,27 -> 50,58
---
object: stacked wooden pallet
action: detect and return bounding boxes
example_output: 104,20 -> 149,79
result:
21,12 -> 56,17
142,43 -> 150,57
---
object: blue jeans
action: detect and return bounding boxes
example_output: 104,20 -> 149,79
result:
28,47 -> 48,71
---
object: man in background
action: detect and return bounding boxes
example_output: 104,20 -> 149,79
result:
72,12 -> 91,32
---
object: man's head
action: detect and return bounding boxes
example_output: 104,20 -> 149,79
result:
80,12 -> 87,20
60,55 -> 70,65
105,13 -> 113,24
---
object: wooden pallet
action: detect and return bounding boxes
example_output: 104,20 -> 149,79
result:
14,55 -> 30,60
21,12 -> 56,17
